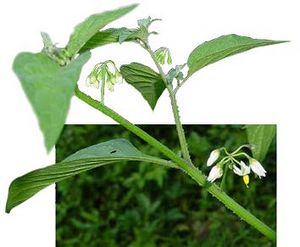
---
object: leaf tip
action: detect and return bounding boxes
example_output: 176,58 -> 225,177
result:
5,204 -> 12,214
127,3 -> 139,9
5,186 -> 14,214
276,40 -> 290,44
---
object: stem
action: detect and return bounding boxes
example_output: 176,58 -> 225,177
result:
174,75 -> 190,94
187,165 -> 276,241
233,152 -> 251,159
75,87 -> 189,171
100,80 -> 105,103
220,164 -> 229,191
231,144 -> 252,155
74,87 -> 276,241
142,43 -> 192,164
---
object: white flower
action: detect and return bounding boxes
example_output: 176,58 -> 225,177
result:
207,165 -> 223,183
207,149 -> 220,167
249,158 -> 266,178
233,161 -> 250,176
233,161 -> 251,187
86,69 -> 100,88
86,61 -> 122,92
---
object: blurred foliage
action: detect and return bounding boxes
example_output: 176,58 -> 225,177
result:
56,125 -> 276,247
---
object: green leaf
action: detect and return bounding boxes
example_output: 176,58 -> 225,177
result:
79,27 -> 136,53
13,51 -> 91,152
166,64 -> 185,84
246,125 -> 276,162
6,139 -> 174,213
187,34 -> 287,76
79,29 -> 120,52
120,62 -> 166,110
66,4 -> 138,56
117,27 -> 136,43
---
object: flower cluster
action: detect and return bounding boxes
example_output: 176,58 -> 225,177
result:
86,60 -> 122,91
154,47 -> 172,65
206,145 -> 266,187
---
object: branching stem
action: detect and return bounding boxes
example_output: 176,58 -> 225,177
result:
174,75 -> 190,94
142,42 -> 192,164
74,87 -> 276,241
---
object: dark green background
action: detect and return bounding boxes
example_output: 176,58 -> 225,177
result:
56,125 -> 276,247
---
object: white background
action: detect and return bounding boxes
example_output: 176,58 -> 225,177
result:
0,0 -> 299,246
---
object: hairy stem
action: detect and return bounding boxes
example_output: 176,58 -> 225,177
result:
143,43 -> 192,164
174,75 -> 190,94
220,164 -> 229,191
74,87 -> 276,241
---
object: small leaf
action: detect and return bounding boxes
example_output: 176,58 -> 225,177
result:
187,34 -> 287,76
166,64 -> 185,84
246,125 -> 276,162
66,4 -> 138,56
117,27 -> 135,43
13,51 -> 91,152
120,63 -> 166,110
6,139 -> 174,213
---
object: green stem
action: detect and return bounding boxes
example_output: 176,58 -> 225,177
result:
167,84 -> 192,164
174,75 -> 190,94
143,43 -> 192,164
74,87 -> 276,241
75,87 -> 188,171
220,164 -> 229,191
100,80 -> 105,103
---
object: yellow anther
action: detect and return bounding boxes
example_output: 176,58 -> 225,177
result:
243,175 -> 250,187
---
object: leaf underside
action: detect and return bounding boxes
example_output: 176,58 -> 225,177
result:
6,139 -> 173,213
246,125 -> 276,162
120,62 -> 166,110
187,34 -> 287,76
66,4 -> 138,56
13,51 -> 91,152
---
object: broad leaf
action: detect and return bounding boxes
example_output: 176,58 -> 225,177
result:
246,125 -> 276,162
187,34 -> 287,76
120,63 -> 165,110
6,139 -> 174,213
79,27 -> 136,53
13,51 -> 91,152
66,4 -> 138,56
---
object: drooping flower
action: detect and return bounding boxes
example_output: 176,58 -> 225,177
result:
233,161 -> 251,187
207,149 -> 220,167
249,158 -> 266,178
154,47 -> 172,65
207,165 -> 223,183
86,61 -> 122,91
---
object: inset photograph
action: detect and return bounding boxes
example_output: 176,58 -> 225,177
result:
55,124 -> 276,247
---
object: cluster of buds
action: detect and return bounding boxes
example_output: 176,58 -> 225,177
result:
154,47 -> 172,65
41,32 -> 71,66
86,60 -> 122,92
206,145 -> 267,187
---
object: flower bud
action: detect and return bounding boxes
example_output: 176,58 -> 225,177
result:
207,165 -> 223,183
207,149 -> 220,166
154,47 -> 172,65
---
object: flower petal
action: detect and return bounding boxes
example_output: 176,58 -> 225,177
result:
207,149 -> 220,166
239,161 -> 250,175
250,158 -> 266,178
207,165 -> 223,182
233,165 -> 243,176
